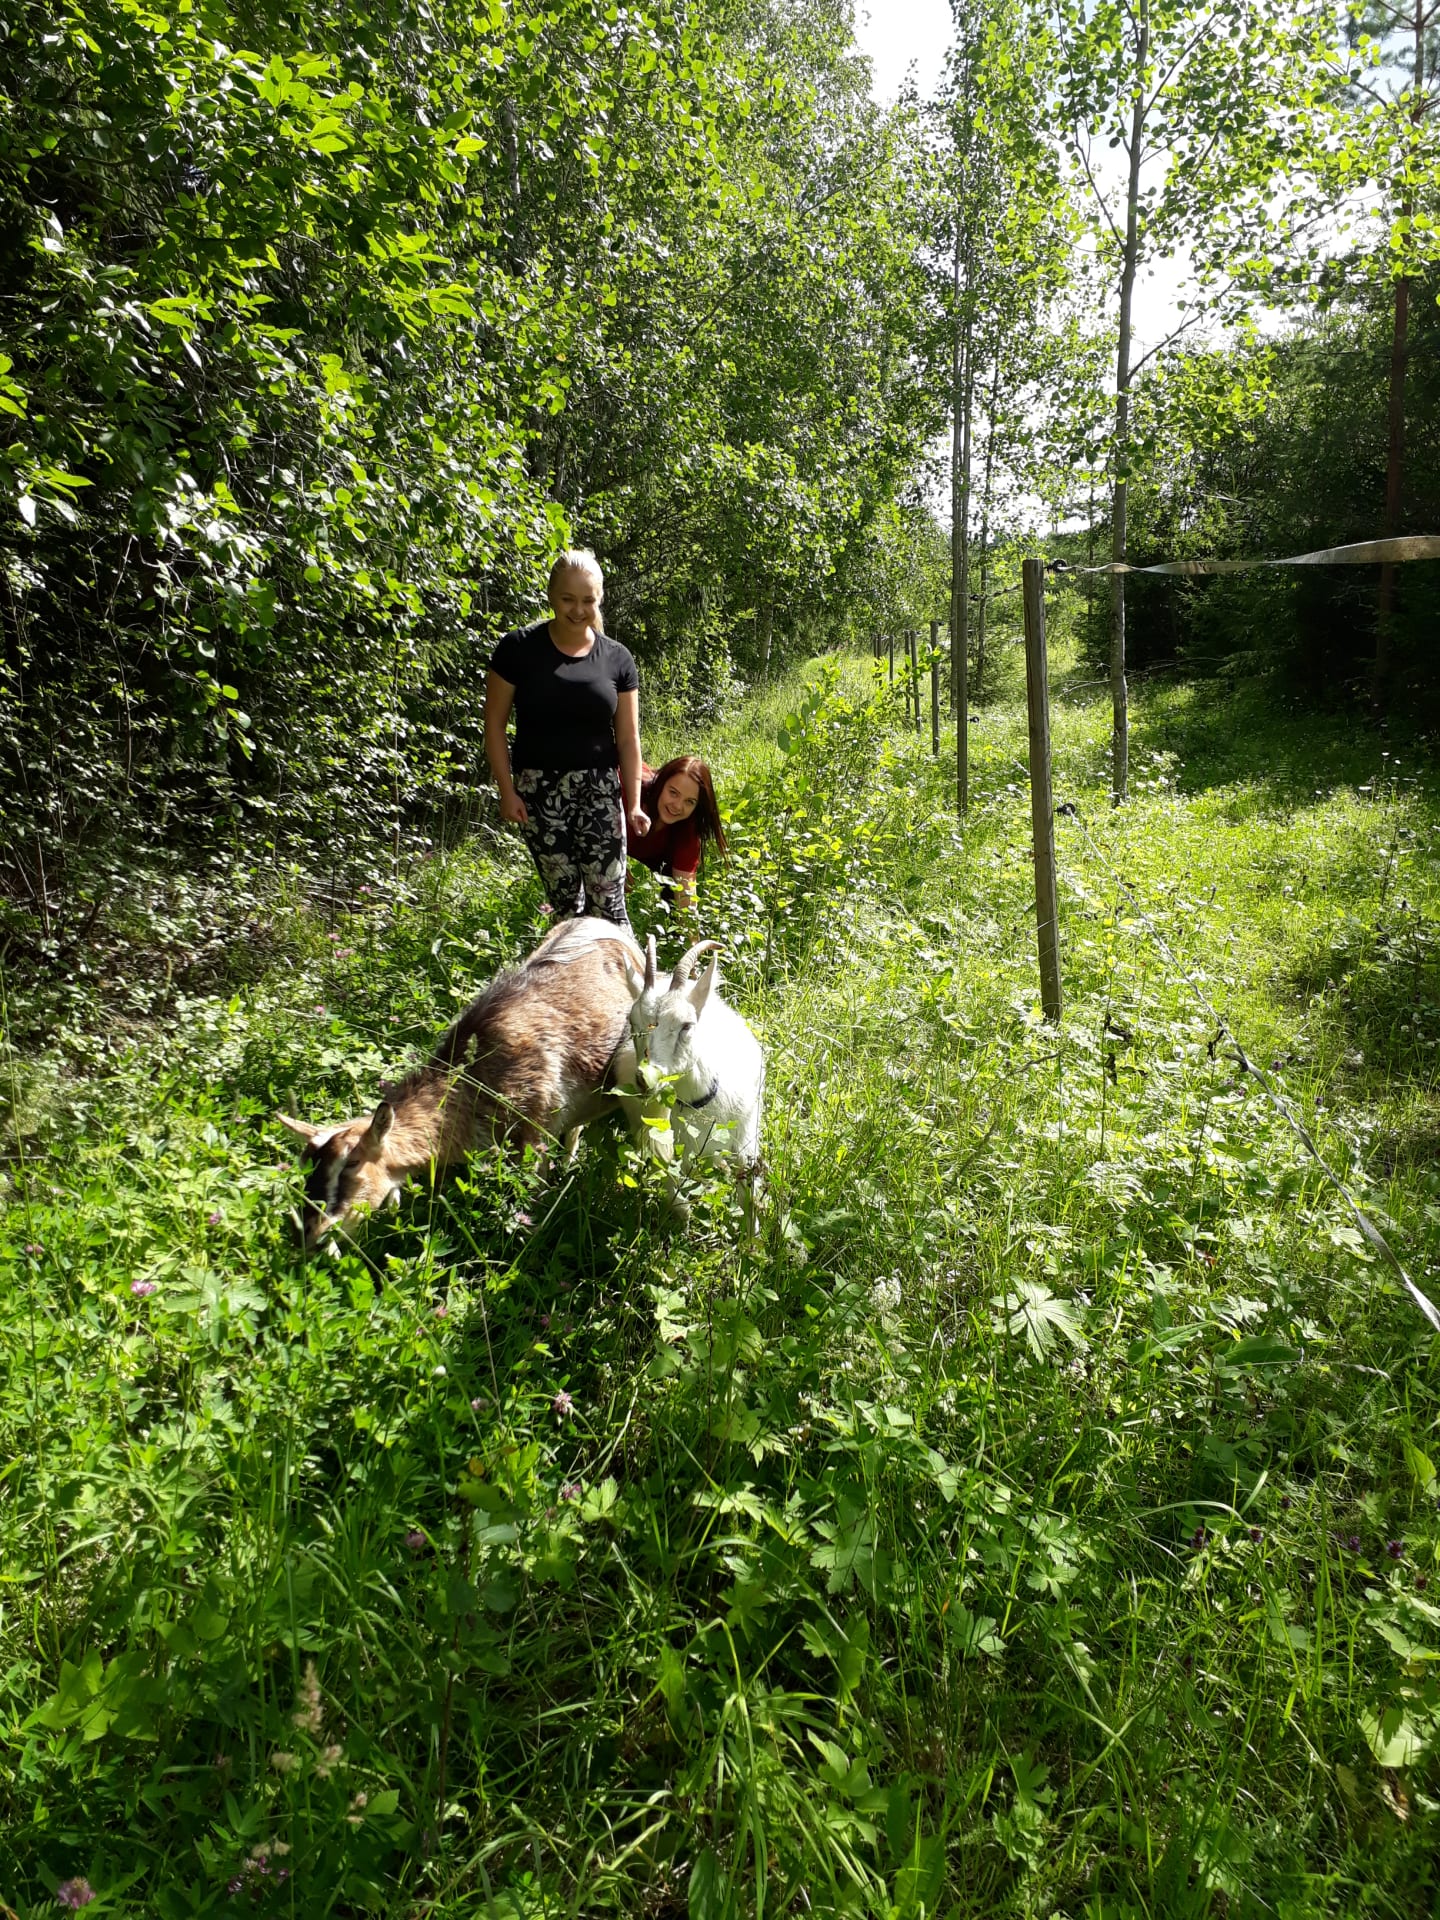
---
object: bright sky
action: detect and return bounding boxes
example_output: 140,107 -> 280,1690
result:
852,0 -> 1194,362
853,0 -> 954,103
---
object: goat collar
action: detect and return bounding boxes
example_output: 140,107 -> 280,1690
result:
679,1075 -> 721,1111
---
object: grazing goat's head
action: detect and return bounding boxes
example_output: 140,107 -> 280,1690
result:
277,1103 -> 402,1250
626,936 -> 720,1078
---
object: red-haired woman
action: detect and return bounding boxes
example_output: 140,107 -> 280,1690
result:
627,756 -> 727,911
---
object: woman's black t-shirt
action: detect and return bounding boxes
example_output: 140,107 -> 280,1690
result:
488,621 -> 639,772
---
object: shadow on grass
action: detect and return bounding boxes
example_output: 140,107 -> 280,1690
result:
1131,671 -> 1432,811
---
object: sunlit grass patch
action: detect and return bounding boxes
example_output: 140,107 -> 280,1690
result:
3,643 -> 1440,1916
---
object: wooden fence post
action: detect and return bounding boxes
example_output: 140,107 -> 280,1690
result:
1022,556 -> 1062,1023
888,632 -> 895,687
908,629 -> 920,732
929,619 -> 940,755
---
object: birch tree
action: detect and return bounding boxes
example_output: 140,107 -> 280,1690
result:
1052,0 -> 1329,800
934,0 -> 1068,811
1336,0 -> 1440,694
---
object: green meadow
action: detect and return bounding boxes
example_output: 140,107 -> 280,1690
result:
4,603 -> 1440,1918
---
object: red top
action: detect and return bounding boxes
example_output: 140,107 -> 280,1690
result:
630,765 -> 702,876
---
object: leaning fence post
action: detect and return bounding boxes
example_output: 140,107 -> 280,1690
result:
929,620 -> 940,755
1023,556 -> 1062,1023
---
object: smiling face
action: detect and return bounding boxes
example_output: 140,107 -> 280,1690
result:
656,773 -> 701,826
548,564 -> 602,639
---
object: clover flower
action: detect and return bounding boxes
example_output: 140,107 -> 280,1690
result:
560,1481 -> 581,1502
1346,1534 -> 1361,1553
131,1279 -> 158,1298
552,1390 -> 574,1417
1387,1538 -> 1404,1560
208,1211 -> 223,1226
404,1529 -> 426,1552
55,1880 -> 97,1910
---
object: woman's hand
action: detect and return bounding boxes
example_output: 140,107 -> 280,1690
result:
499,790 -> 529,827
627,805 -> 651,839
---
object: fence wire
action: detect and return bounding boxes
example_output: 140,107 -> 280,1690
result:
1052,533 -> 1440,578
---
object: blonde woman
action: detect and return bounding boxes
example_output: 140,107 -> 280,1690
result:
484,549 -> 649,926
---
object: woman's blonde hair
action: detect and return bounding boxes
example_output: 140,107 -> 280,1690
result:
547,548 -> 604,600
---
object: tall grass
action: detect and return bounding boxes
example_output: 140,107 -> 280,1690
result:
2,602 -> 1439,1917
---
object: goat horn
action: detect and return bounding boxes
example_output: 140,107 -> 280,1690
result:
644,933 -> 657,992
671,940 -> 720,990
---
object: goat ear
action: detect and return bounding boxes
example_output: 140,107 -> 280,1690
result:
366,1100 -> 394,1144
644,934 -> 657,992
276,1112 -> 342,1150
623,954 -> 646,999
688,954 -> 718,1015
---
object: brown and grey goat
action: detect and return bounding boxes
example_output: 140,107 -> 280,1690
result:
277,916 -> 642,1248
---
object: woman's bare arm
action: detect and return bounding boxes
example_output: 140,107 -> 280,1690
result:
484,672 -> 527,825
614,689 -> 649,836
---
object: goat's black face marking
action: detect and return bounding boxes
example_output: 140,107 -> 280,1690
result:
302,1149 -> 357,1238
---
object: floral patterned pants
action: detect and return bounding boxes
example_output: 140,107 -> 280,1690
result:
515,765 -> 630,927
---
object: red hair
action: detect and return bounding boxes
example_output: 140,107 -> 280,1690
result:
646,756 -> 727,862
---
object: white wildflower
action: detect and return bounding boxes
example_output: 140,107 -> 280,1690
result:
871,1274 -> 903,1314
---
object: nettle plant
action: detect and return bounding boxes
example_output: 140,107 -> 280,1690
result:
703,663 -> 909,980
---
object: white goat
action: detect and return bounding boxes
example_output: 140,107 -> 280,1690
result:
617,936 -> 764,1190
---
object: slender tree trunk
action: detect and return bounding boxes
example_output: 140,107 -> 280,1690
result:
974,361 -> 1000,700
757,594 -> 774,681
1109,12 -> 1148,805
950,211 -> 975,816
952,219 -> 975,725
1377,0 -> 1428,697
957,318 -> 975,720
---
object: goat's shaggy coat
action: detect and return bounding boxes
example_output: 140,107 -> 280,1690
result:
278,916 -> 641,1247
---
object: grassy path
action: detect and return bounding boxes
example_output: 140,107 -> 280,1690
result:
3,617 -> 1440,1917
